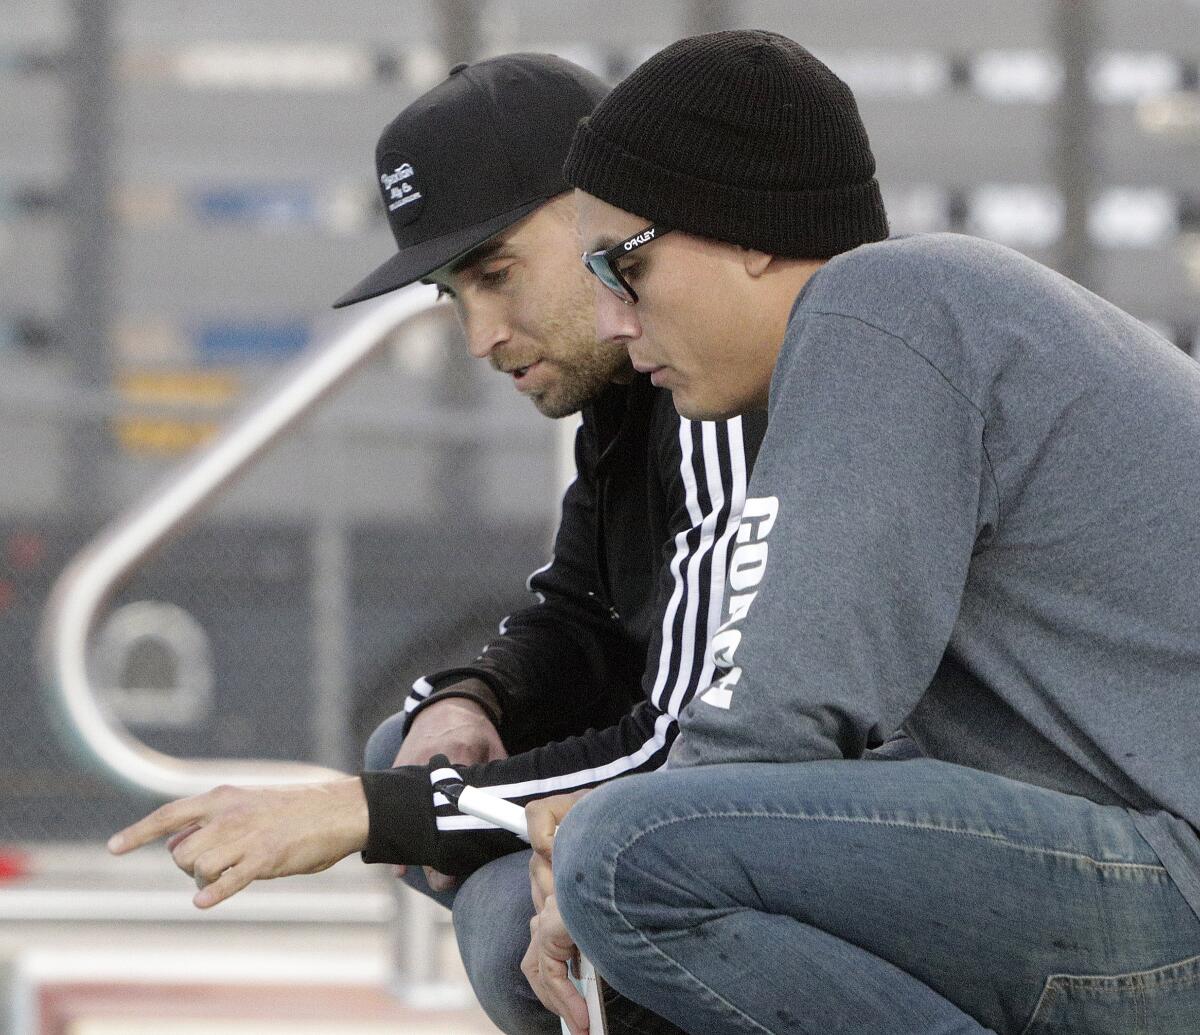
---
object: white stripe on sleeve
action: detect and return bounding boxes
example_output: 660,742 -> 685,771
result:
649,420 -> 702,711
664,421 -> 727,717
432,712 -> 677,832
404,676 -> 435,713
670,417 -> 748,714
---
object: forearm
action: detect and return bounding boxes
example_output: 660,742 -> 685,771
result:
109,777 -> 373,909
360,764 -> 522,875
360,702 -> 674,875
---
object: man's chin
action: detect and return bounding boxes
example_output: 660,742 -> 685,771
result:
528,375 -> 606,419
670,390 -> 741,423
531,393 -> 583,420
526,358 -> 627,419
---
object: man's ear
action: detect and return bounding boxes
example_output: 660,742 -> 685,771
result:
742,248 -> 775,278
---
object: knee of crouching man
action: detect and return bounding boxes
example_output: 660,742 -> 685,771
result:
552,785 -> 623,948
362,711 -> 408,771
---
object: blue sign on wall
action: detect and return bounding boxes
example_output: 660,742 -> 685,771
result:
196,321 -> 310,362
192,187 -> 318,227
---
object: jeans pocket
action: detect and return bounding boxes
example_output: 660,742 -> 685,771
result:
1020,953 -> 1200,1035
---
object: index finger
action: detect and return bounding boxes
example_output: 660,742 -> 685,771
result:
107,797 -> 208,855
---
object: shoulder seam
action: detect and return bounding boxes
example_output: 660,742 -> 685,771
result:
798,307 -> 1003,527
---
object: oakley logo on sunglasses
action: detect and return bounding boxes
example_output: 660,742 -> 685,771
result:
582,224 -> 671,305
624,228 -> 657,250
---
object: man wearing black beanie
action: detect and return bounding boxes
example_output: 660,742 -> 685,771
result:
525,29 -> 1200,1035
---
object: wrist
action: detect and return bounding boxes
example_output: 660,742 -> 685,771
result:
331,777 -> 370,854
434,677 -> 502,721
407,677 -> 503,732
420,695 -> 490,722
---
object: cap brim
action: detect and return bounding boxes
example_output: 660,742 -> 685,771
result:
331,198 -> 549,308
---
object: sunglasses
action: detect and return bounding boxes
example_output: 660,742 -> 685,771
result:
581,224 -> 671,305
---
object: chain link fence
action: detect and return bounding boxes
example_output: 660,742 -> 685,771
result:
0,306 -> 561,841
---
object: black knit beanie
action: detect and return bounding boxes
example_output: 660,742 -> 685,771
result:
564,30 -> 889,258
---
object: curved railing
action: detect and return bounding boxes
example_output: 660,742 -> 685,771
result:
37,284 -> 443,800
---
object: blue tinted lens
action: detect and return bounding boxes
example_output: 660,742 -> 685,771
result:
583,251 -> 633,303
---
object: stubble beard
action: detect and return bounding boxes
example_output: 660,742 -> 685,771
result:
526,298 -> 630,419
530,343 -> 629,418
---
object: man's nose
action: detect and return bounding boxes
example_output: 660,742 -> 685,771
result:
462,301 -> 512,359
594,283 -> 641,346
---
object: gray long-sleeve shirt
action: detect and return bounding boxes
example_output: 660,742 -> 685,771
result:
672,232 -> 1200,917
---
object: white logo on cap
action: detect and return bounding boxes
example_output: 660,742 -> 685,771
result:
381,163 -> 422,212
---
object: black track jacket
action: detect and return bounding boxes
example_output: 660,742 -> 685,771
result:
360,374 -> 766,876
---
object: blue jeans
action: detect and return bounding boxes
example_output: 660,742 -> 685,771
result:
554,758 -> 1200,1034
365,711 -> 683,1035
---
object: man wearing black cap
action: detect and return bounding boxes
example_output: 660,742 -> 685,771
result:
110,51 -> 760,1035
341,52 -> 767,1035
519,28 -> 1200,1035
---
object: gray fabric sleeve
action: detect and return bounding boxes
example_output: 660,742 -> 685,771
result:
671,310 -> 994,768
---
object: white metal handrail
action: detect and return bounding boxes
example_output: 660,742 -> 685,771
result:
37,284 -> 443,799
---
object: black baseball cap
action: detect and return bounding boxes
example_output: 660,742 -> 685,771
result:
333,53 -> 609,308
